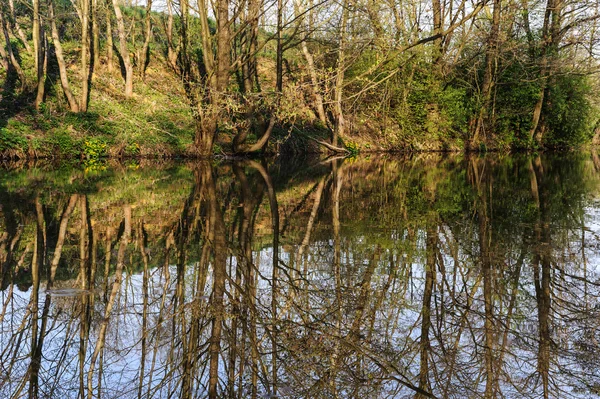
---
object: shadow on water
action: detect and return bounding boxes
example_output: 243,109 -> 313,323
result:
1,153 -> 600,398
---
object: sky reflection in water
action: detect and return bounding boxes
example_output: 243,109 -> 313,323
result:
1,154 -> 600,398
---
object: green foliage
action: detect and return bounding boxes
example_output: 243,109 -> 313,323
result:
0,128 -> 28,152
439,85 -> 473,135
392,63 -> 472,143
493,59 -> 541,147
83,138 -> 108,159
63,112 -> 113,136
83,158 -> 108,174
46,129 -> 81,157
125,143 -> 141,156
544,74 -> 594,147
345,140 -> 360,155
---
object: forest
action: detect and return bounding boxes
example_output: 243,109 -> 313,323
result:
1,0 -> 600,157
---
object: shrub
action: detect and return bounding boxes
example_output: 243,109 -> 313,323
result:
544,74 -> 594,147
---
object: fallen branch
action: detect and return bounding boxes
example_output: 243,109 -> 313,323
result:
310,138 -> 350,154
291,125 -> 350,154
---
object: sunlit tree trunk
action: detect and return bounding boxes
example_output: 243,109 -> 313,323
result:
0,10 -> 26,88
80,0 -> 92,111
33,0 -> 46,109
49,0 -> 80,112
294,0 -> 328,126
180,0 -> 231,155
140,0 -> 152,78
164,0 -> 178,70
275,0 -> 283,95
432,0 -> 443,66
92,0 -> 100,72
240,0 -> 260,93
8,0 -> 31,53
113,0 -> 134,97
105,0 -> 114,72
0,38 -> 7,70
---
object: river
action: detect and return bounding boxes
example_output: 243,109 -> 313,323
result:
1,153 -> 599,398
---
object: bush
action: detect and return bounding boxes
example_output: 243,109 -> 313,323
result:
491,59 -> 541,147
544,74 -> 594,147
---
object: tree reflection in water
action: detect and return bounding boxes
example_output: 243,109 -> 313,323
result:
1,154 -> 600,398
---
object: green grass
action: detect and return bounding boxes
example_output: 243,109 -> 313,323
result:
1,43 -> 196,159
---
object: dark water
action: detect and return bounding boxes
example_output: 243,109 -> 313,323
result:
1,154 -> 600,399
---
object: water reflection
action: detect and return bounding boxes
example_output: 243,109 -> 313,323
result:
1,154 -> 600,398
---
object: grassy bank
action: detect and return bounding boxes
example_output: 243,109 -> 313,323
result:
2,40 -> 597,159
0,34 -> 480,160
0,57 -> 473,161
1,52 -> 198,159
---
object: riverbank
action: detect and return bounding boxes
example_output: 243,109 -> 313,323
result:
1,53 -> 593,160
0,48 -> 493,160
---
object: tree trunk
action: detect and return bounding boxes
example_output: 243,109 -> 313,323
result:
105,0 -> 114,72
112,0 -> 134,97
275,0 -> 283,94
333,0 -> 349,146
180,0 -> 230,155
301,42 -> 328,125
432,0 -> 443,66
233,118 -> 276,153
529,0 -> 562,144
8,0 -> 31,54
416,222 -> 437,398
242,0 -> 260,92
471,0 -> 502,144
215,0 -> 230,96
0,37 -> 7,70
140,0 -> 153,79
80,0 -> 92,111
294,0 -> 328,126
164,0 -> 178,70
92,0 -> 100,72
33,0 -> 46,109
0,10 -> 26,89
49,0 -> 79,112
201,0 -> 230,154
232,0 -> 275,154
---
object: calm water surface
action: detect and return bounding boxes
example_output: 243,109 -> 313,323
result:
1,154 -> 600,398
